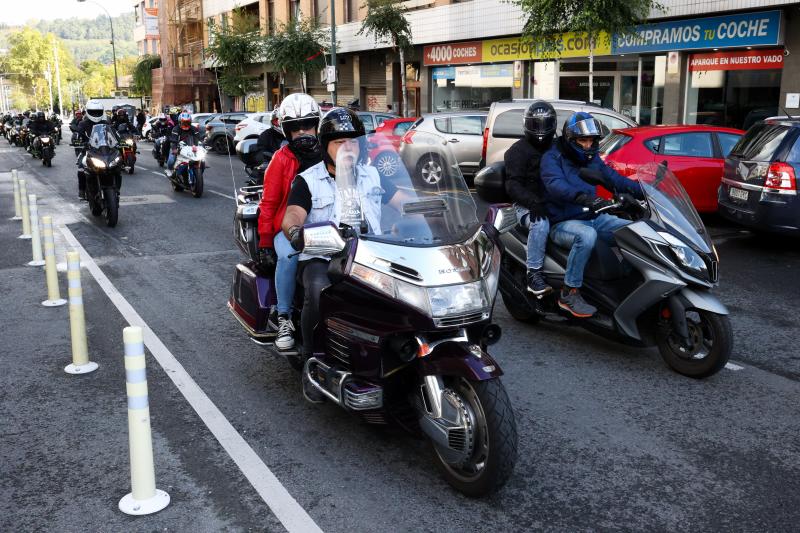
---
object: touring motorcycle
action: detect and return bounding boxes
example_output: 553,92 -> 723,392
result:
475,161 -> 732,378
228,131 -> 517,496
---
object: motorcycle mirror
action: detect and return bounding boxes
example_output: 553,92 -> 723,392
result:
302,222 -> 346,256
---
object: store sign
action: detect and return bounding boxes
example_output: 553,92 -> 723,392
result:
423,42 -> 482,66
613,10 -> 782,54
689,48 -> 785,71
482,32 -> 610,62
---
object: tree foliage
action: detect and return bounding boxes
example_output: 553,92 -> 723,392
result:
32,14 -> 135,42
263,15 -> 328,94
131,54 -> 161,96
205,8 -> 264,97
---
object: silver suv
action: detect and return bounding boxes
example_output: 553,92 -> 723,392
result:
400,111 -> 487,185
482,100 -> 636,166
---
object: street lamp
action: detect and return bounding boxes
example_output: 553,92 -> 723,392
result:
77,0 -> 119,91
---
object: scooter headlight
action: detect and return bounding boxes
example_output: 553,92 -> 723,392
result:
89,157 -> 106,169
658,231 -> 706,274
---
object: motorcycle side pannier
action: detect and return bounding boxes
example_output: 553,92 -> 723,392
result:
228,261 -> 277,337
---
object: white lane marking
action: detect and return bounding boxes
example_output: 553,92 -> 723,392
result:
207,189 -> 236,200
58,225 -> 323,533
151,171 -> 164,176
725,362 -> 744,371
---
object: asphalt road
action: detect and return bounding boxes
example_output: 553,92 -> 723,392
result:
2,132 -> 799,532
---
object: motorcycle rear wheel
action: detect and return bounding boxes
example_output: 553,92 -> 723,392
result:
657,310 -> 732,379
431,377 -> 517,497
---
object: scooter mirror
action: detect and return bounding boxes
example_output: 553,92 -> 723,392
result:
303,222 -> 346,256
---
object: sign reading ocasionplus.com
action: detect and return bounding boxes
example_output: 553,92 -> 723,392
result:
613,10 -> 782,54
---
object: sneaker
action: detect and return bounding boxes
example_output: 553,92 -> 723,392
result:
526,268 -> 552,297
301,366 -> 326,404
275,315 -> 295,351
558,287 -> 597,318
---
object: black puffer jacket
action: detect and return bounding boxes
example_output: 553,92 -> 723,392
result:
504,137 -> 549,220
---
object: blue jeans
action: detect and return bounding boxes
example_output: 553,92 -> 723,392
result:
167,151 -> 176,170
273,231 -> 299,315
515,205 -> 549,270
550,214 -> 630,288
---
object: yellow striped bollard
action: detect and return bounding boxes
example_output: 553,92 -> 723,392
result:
41,216 -> 67,307
27,194 -> 45,267
118,326 -> 170,515
64,251 -> 98,375
18,179 -> 31,239
11,169 -> 22,220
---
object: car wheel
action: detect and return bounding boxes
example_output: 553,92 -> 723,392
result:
373,151 -> 401,178
416,154 -> 446,186
213,136 -> 230,153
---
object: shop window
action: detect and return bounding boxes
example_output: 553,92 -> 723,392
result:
450,116 -> 482,135
717,132 -> 742,157
639,56 -> 666,125
432,64 -> 513,112
644,137 -> 660,153
662,133 -> 714,158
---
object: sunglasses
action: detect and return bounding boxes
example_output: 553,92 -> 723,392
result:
284,118 -> 318,133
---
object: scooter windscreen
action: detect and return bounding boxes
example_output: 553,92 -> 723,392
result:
334,131 -> 480,247
637,163 -> 713,253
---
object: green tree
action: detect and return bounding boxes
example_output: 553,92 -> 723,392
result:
80,60 -> 115,98
513,0 -> 663,103
205,8 -> 264,98
263,15 -> 327,95
358,0 -> 412,116
131,54 -> 161,96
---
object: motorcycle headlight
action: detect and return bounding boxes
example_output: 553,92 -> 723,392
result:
89,157 -> 106,169
125,139 -> 134,145
657,231 -> 706,274
40,137 -> 50,142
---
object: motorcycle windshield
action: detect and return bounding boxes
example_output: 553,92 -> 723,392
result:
637,163 -> 712,253
88,124 -> 119,150
333,131 -> 480,247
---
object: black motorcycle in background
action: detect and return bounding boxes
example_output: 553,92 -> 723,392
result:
31,135 -> 55,167
79,124 -> 123,227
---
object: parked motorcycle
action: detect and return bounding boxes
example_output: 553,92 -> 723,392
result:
31,135 -> 55,167
476,161 -> 732,379
167,139 -> 205,197
152,135 -> 168,167
228,131 -> 517,496
235,138 -> 273,186
118,131 -> 138,174
80,124 -> 123,227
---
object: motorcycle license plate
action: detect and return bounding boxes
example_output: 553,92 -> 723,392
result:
729,187 -> 749,202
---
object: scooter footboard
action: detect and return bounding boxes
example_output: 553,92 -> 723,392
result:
418,342 -> 503,381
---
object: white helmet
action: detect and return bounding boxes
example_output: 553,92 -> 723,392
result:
277,93 -> 320,137
85,100 -> 105,123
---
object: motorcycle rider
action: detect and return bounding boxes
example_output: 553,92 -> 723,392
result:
152,114 -> 173,164
505,100 -> 557,296
69,110 -> 83,131
255,93 -> 322,351
281,108 -> 404,402
256,112 -> 286,156
114,108 -> 135,136
541,111 -> 643,318
76,99 -> 109,200
166,112 -> 201,173
30,112 -> 54,156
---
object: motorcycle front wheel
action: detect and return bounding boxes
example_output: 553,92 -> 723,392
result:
431,377 -> 517,497
657,310 -> 732,379
191,167 -> 204,198
103,187 -> 119,227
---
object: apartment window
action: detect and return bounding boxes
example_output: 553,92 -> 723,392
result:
149,0 -> 155,7
345,0 -> 357,22
313,0 -> 328,25
290,0 -> 300,23
221,13 -> 229,29
268,0 -> 275,32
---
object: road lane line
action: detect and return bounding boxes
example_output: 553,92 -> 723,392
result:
151,171 -> 163,176
58,225 -> 323,533
725,362 -> 744,371
207,189 -> 236,200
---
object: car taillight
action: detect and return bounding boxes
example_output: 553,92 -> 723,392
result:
481,127 -> 489,161
401,130 -> 415,144
235,124 -> 245,131
764,162 -> 797,192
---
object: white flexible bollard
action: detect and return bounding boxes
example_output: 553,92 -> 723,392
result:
118,326 -> 170,516
27,194 -> 45,267
11,170 -> 22,220
41,216 -> 67,307
18,179 -> 31,239
64,251 -> 98,375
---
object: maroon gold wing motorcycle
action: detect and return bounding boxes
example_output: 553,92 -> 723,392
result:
228,131 -> 517,496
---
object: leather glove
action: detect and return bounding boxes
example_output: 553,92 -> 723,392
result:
618,193 -> 638,208
288,225 -> 304,251
528,202 -> 548,223
255,247 -> 277,272
576,193 -> 614,212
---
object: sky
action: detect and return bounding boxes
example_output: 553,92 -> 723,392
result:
1,0 -> 135,26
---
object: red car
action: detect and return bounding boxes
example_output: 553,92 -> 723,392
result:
369,117 -> 416,178
600,125 -> 744,213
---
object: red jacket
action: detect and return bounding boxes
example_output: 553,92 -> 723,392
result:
258,145 -> 299,248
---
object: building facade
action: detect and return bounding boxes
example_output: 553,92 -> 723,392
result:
133,0 -> 161,56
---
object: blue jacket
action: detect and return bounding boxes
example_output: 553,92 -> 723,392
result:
541,142 -> 643,223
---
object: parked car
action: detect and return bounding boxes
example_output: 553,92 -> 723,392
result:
191,113 -> 218,131
399,111 -> 487,185
600,125 -> 744,213
718,116 -> 800,235
373,117 -> 416,149
234,112 -> 273,142
356,111 -> 397,133
481,99 -> 637,167
204,112 -> 252,153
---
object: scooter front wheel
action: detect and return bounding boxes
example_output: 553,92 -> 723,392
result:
657,310 -> 732,379
430,377 -> 517,497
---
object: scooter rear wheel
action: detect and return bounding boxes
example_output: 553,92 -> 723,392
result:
657,310 -> 732,379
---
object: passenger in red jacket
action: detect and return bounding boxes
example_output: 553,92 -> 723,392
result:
257,93 -> 322,350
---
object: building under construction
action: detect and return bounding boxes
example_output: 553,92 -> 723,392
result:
151,0 -> 217,113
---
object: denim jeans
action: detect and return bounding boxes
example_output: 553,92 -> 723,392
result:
550,214 -> 630,288
167,151 -> 176,170
515,205 -> 550,270
273,231 -> 299,315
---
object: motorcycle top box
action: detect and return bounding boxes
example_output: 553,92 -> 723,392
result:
228,130 -> 518,496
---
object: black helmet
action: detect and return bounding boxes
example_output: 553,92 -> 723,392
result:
36,111 -> 45,121
523,100 -> 557,148
318,107 -> 366,165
